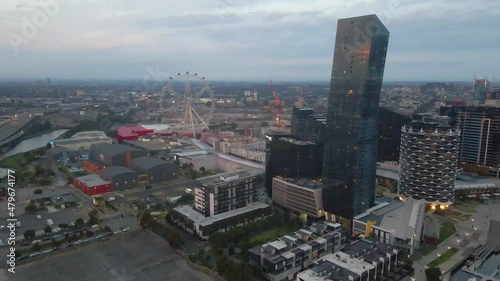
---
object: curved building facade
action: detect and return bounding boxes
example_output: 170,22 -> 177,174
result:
398,124 -> 460,204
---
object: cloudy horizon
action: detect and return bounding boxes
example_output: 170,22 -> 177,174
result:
0,0 -> 498,82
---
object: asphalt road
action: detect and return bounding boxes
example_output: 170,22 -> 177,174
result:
5,230 -> 212,281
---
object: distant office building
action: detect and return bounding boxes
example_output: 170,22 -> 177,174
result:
484,89 -> 500,106
265,134 -> 323,196
194,170 -> 258,217
474,78 -> 490,102
398,114 -> 460,204
297,239 -> 400,281
323,15 -> 390,227
248,222 -> 347,281
377,108 -> 411,162
441,106 -> 500,177
272,177 -> 324,219
353,200 -> 425,254
291,107 -> 326,142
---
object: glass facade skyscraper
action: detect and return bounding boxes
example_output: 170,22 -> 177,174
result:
323,15 -> 390,227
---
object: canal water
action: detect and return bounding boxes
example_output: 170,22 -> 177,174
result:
0,129 -> 68,161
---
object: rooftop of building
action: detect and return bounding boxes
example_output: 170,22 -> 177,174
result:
129,156 -> 173,170
91,143 -> 141,156
173,202 -> 270,227
255,239 -> 400,280
278,137 -> 315,146
248,221 -> 345,261
354,200 -> 424,241
75,174 -> 111,187
71,131 -> 108,138
174,150 -> 208,157
46,146 -> 76,156
196,169 -> 259,186
273,177 -> 323,190
100,166 -> 138,178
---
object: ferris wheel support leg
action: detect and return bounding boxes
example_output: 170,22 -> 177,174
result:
191,107 -> 208,130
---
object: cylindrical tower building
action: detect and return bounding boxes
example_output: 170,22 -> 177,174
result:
398,119 -> 460,205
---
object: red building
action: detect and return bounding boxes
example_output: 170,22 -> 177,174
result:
73,174 -> 113,196
83,160 -> 107,173
117,125 -> 154,141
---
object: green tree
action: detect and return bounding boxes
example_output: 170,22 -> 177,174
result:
86,230 -> 94,238
425,267 -> 441,281
228,245 -> 235,256
216,255 -> 230,276
67,175 -> 74,184
32,243 -> 41,252
52,238 -> 61,247
24,229 -> 36,240
75,218 -> 85,228
140,212 -> 155,228
25,204 -> 37,213
104,225 -> 112,232
44,225 -> 52,233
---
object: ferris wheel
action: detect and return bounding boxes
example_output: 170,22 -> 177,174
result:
159,72 -> 215,137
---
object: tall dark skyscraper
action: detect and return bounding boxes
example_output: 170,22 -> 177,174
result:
323,15 -> 390,227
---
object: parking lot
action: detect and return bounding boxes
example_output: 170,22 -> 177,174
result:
6,230 -> 212,281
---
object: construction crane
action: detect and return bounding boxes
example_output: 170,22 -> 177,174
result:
269,79 -> 281,129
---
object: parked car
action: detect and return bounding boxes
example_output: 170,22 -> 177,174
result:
29,252 -> 40,257
0,225 -> 5,231
113,230 -> 122,234
122,227 -> 130,232
36,215 -> 42,220
42,249 -> 53,254
32,240 -> 42,244
74,240 -> 84,245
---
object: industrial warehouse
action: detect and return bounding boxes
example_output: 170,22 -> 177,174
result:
73,143 -> 180,195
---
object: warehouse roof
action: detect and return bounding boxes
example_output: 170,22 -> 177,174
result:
46,146 -> 75,156
91,143 -> 140,156
129,156 -> 171,170
100,166 -> 138,178
75,174 -> 111,187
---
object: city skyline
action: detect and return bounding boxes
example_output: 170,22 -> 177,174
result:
0,0 -> 499,81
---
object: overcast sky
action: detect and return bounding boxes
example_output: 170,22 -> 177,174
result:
0,0 -> 498,82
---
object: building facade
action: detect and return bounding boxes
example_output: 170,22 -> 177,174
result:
297,240 -> 400,281
442,106 -> 500,177
73,174 -> 113,195
353,201 -> 425,254
323,15 -> 390,227
194,170 -> 258,217
272,177 -> 324,219
265,134 -> 323,196
99,166 -> 139,190
291,107 -> 326,143
89,143 -> 146,167
377,108 -> 411,162
398,115 -> 460,204
128,156 -> 179,184
248,222 -> 347,281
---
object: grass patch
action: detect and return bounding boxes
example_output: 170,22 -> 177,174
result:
0,153 -> 25,169
428,247 -> 459,267
421,246 -> 435,256
453,203 -> 476,213
248,226 -> 298,245
438,222 -> 456,244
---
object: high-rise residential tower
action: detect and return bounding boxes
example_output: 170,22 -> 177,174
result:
398,114 -> 460,205
323,15 -> 390,227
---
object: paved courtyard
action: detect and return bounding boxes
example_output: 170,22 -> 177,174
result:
5,230 -> 212,281
412,201 -> 500,281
